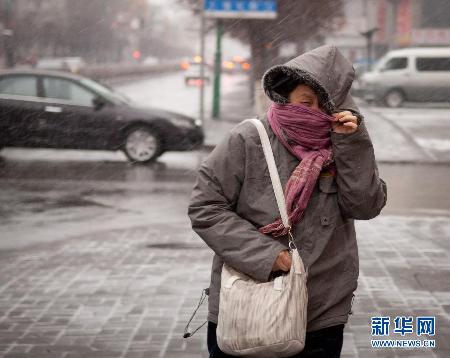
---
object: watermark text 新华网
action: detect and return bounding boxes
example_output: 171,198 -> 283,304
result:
370,316 -> 436,349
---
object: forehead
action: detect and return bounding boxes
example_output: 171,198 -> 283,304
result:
292,84 -> 317,98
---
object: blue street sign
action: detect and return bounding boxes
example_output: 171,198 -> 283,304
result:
204,0 -> 277,19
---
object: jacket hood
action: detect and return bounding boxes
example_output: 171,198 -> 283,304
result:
262,45 -> 357,114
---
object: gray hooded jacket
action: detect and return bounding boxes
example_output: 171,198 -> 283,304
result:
188,45 -> 387,332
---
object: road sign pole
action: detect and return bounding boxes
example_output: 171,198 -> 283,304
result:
1,0 -> 15,68
212,19 -> 223,120
204,1 -> 278,119
199,1 -> 205,124
361,27 -> 379,71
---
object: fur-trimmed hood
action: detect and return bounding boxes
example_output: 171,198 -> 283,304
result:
262,45 -> 358,114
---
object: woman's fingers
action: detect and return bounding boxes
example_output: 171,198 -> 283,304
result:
278,251 -> 292,271
332,111 -> 357,123
272,250 -> 292,272
343,121 -> 358,129
331,111 -> 358,134
334,114 -> 357,124
332,110 -> 353,120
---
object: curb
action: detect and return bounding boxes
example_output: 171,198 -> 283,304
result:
200,145 -> 450,166
364,106 -> 439,162
201,144 -> 216,151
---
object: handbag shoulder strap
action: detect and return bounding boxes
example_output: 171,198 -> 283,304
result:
244,118 -> 290,229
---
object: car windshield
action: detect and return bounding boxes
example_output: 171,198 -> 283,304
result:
80,78 -> 131,105
372,56 -> 388,72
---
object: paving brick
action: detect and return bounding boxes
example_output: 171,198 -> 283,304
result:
0,216 -> 449,357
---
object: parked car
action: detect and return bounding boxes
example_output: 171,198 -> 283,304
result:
142,56 -> 160,66
350,60 -> 376,98
222,56 -> 251,74
0,70 -> 204,163
360,47 -> 450,107
36,57 -> 86,73
183,62 -> 211,86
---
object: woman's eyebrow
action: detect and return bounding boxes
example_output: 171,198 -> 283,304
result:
298,94 -> 314,100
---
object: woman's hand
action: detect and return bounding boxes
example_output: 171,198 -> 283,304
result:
272,250 -> 292,272
331,111 -> 358,134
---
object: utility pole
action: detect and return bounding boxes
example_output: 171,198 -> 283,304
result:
199,1 -> 205,125
212,19 -> 223,120
361,27 -> 379,71
1,0 -> 15,68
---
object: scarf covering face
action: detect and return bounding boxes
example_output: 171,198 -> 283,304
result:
259,103 -> 335,237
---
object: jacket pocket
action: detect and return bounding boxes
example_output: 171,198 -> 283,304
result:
317,176 -> 338,225
319,175 -> 337,193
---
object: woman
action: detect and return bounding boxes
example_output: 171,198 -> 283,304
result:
188,45 -> 387,357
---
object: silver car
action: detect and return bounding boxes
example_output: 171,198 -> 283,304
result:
361,47 -> 450,107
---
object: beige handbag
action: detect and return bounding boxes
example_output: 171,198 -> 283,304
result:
216,118 -> 308,358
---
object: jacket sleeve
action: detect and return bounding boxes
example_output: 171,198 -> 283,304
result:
331,120 -> 387,220
188,126 -> 287,282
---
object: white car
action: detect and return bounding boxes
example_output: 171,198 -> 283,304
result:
184,62 -> 211,86
360,47 -> 450,107
142,56 -> 160,66
36,57 -> 86,73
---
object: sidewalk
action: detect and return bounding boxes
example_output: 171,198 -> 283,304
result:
203,79 -> 254,150
0,215 -> 449,358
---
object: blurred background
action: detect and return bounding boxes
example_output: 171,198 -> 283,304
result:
0,1 -> 449,358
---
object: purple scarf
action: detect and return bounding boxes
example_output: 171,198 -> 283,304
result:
259,103 -> 335,237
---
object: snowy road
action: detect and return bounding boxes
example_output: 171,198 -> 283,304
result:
113,71 -> 250,119
365,105 -> 450,163
1,72 -> 450,251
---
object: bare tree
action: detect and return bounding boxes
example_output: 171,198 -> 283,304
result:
10,0 -> 193,65
181,0 -> 343,79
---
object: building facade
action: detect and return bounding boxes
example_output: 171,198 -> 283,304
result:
323,0 -> 450,64
374,0 -> 450,57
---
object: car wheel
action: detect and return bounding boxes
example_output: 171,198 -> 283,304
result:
384,89 -> 405,108
123,126 -> 162,163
